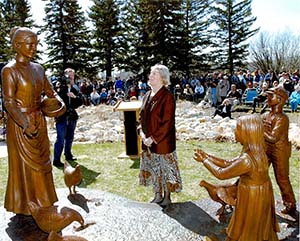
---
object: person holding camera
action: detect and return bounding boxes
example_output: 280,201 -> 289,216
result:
53,68 -> 83,167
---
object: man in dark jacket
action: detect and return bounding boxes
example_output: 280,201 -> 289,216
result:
53,68 -> 82,167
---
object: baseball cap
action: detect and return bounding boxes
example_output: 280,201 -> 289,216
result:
265,86 -> 288,101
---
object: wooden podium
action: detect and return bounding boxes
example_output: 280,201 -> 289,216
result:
113,100 -> 142,159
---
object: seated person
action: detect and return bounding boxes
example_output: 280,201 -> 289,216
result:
194,82 -> 205,101
183,84 -> 194,101
139,81 -> 148,95
90,88 -> 101,106
224,84 -> 241,111
115,88 -> 125,100
138,90 -> 146,101
289,84 -> 300,112
252,82 -> 269,113
99,88 -> 108,104
212,99 -> 232,119
174,84 -> 183,100
127,86 -> 137,100
106,93 -> 117,106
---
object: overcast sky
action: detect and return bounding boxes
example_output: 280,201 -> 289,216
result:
27,0 -> 300,65
28,0 -> 300,36
251,0 -> 300,35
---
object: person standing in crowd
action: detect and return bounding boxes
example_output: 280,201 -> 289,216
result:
138,64 -> 182,206
217,74 -> 230,103
279,72 -> 294,96
262,86 -> 296,215
53,68 -> 83,167
209,72 -> 219,107
114,77 -> 123,92
1,27 -> 64,214
194,114 -> 280,241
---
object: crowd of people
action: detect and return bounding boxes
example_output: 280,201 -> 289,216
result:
50,69 -> 300,117
50,76 -> 150,107
171,69 -> 300,113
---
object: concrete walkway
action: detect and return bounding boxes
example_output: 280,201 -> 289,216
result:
0,188 -> 298,241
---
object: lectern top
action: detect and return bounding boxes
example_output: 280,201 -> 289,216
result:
113,100 -> 142,112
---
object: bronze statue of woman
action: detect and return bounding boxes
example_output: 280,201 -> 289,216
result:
1,27 -> 64,215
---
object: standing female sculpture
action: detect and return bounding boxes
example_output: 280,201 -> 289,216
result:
1,27 -> 65,215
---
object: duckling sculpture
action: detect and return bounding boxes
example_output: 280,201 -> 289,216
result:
199,179 -> 237,216
64,161 -> 82,195
28,201 -> 84,233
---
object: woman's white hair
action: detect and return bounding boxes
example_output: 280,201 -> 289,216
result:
151,64 -> 170,86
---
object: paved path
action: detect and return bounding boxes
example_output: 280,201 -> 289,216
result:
0,188 -> 298,241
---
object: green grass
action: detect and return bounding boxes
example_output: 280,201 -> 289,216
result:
0,141 -> 299,205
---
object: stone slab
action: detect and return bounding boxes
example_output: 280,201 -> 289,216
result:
0,188 -> 298,241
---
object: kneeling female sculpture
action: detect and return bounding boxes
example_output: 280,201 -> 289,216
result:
194,114 -> 280,241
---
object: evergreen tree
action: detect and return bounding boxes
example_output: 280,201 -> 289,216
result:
120,0 -> 153,79
147,0 -> 184,71
210,0 -> 259,75
2,0 -> 34,28
121,0 -> 185,80
0,3 -> 10,63
0,0 -> 34,62
179,0 -> 212,78
42,0 -> 93,77
88,0 -> 124,79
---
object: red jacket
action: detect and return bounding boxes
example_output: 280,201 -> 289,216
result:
138,86 -> 176,154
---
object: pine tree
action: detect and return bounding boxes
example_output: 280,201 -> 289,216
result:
0,4 -> 10,63
210,0 -> 259,75
147,0 -> 184,70
42,0 -> 92,77
2,0 -> 34,28
88,0 -> 124,79
121,0 -> 185,80
0,0 -> 34,62
179,0 -> 212,78
119,0 -> 152,79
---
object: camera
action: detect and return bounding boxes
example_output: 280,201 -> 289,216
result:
51,74 -> 71,90
58,74 -> 71,88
